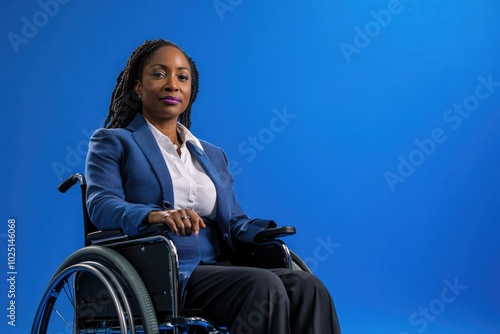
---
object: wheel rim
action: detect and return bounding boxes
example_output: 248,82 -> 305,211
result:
32,262 -> 129,334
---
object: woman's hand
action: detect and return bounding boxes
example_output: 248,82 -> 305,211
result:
147,209 -> 206,236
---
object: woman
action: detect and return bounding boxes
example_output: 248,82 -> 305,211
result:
86,39 -> 341,333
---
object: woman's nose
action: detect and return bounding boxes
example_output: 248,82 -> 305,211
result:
164,74 -> 179,91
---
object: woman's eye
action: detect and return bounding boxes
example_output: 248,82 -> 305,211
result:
178,74 -> 189,81
152,71 -> 165,78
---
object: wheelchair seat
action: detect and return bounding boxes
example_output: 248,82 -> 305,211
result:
31,173 -> 311,334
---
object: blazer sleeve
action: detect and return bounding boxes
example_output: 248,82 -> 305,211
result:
85,128 -> 162,236
204,144 -> 277,245
230,197 -> 277,245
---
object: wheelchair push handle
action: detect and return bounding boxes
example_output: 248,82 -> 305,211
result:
58,173 -> 86,193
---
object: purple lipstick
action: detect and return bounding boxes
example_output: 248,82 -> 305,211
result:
160,96 -> 181,105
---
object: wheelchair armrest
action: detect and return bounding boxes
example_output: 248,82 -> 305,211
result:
87,229 -> 128,244
239,239 -> 293,269
136,223 -> 171,236
88,224 -> 172,245
253,226 -> 296,243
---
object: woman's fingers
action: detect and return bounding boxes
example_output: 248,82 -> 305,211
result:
160,209 -> 205,236
160,212 -> 178,235
187,209 -> 205,236
177,209 -> 192,235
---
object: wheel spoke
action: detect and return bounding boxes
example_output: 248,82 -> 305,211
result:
53,307 -> 76,333
32,246 -> 159,334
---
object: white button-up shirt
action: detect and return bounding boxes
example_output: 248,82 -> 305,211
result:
146,119 -> 217,220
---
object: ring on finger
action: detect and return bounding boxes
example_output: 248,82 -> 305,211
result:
181,215 -> 190,220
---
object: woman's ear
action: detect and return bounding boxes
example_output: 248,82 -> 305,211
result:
134,80 -> 142,98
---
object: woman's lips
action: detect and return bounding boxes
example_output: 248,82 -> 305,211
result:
160,96 -> 181,105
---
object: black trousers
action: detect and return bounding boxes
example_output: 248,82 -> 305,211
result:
183,264 -> 341,334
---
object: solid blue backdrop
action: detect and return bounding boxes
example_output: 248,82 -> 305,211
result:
1,0 -> 499,333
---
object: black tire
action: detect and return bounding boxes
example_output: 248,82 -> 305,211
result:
32,246 -> 158,334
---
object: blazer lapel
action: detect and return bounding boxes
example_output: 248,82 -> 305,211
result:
127,114 -> 175,205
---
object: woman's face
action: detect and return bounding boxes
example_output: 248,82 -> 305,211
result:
135,45 -> 192,124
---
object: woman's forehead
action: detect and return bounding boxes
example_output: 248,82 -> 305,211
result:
146,45 -> 190,67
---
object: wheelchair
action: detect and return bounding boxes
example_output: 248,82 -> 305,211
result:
32,173 -> 312,334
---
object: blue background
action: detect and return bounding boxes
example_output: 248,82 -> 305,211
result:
1,0 -> 500,333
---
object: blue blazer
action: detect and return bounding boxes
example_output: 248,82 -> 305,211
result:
85,114 -> 274,291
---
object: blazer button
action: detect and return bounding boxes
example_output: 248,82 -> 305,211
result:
161,200 -> 173,209
223,233 -> 229,240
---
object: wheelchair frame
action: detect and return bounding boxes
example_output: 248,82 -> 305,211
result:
32,173 -> 310,334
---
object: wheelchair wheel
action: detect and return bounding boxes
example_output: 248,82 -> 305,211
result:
32,246 -> 159,334
290,250 -> 312,273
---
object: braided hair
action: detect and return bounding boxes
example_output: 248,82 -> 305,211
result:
105,39 -> 199,129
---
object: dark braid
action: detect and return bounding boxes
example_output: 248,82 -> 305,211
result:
105,39 -> 199,129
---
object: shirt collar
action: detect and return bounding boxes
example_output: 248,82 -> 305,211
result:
145,117 -> 204,151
